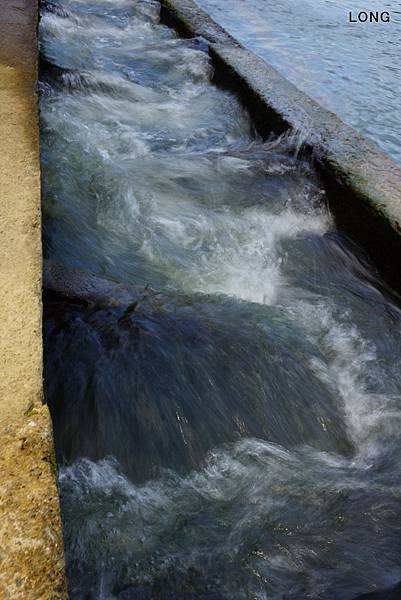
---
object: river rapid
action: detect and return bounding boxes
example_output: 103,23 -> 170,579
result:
40,1 -> 401,598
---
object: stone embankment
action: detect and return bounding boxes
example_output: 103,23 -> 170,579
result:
0,1 -> 66,598
2,0 -> 401,596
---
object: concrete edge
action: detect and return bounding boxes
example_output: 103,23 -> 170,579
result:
0,1 -> 67,598
160,0 -> 401,294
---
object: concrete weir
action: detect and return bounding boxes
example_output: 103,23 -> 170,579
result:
2,0 -> 401,596
161,0 -> 401,296
0,1 -> 66,598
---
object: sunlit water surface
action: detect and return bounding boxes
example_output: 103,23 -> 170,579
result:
40,1 -> 401,598
197,0 -> 401,166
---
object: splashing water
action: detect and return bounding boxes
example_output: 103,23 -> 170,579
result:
40,0 -> 401,598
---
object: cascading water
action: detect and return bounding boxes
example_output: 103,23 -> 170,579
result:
40,1 -> 401,598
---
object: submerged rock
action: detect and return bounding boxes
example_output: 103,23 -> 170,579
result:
44,259 -> 142,307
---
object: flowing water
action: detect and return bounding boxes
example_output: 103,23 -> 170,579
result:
197,0 -> 401,166
40,1 -> 401,598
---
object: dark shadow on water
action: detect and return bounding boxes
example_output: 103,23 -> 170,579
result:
44,264 -> 353,483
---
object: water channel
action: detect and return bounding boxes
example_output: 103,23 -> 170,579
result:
40,1 -> 401,598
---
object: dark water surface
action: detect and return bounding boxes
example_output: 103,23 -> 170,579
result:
40,1 -> 401,598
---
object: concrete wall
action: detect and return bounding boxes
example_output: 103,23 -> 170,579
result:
0,0 -> 399,595
161,0 -> 401,297
0,1 -> 67,598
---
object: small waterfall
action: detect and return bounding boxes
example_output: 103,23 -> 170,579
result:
40,1 -> 401,598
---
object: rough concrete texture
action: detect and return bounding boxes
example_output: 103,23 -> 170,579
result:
161,0 -> 401,294
0,1 -> 67,598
